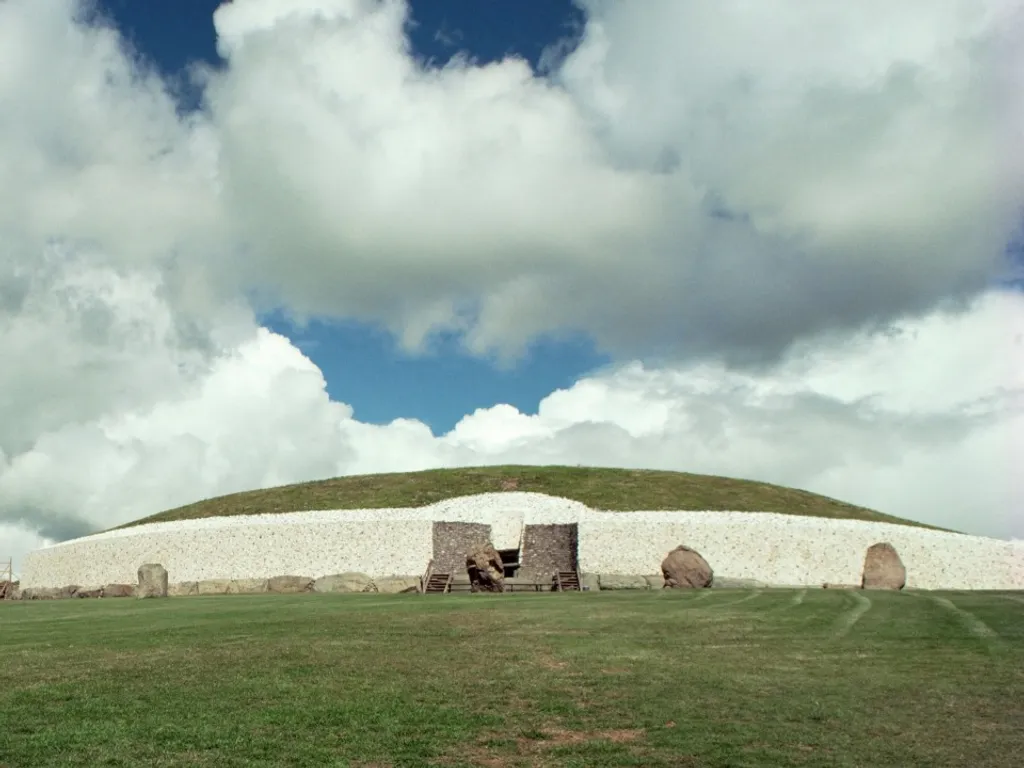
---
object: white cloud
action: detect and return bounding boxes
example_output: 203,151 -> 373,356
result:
4,0 -> 1019,361
200,0 -> 1024,359
5,0 -> 1018,361
0,0 -> 224,273
204,0 -> 661,356
1,0 -> 1022,575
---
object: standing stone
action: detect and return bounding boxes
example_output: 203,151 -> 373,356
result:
466,545 -> 505,593
137,563 -> 169,599
862,543 -> 906,590
661,545 -> 714,588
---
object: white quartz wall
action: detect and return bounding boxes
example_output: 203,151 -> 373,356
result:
577,512 -> 1024,590
21,518 -> 433,587
19,492 -> 1024,590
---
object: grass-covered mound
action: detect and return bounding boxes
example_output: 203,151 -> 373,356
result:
114,465 -> 948,531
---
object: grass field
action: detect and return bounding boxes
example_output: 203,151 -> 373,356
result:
2,590 -> 1021,767
112,465 -> 949,531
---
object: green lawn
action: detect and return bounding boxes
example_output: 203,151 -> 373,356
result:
1,590 -> 1021,767
111,465 -> 949,532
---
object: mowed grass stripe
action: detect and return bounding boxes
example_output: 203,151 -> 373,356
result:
968,593 -> 1024,642
767,587 -> 807,612
687,588 -> 766,613
833,592 -> 873,638
764,589 -> 858,635
2,591 -> 1023,768
927,595 -> 1003,652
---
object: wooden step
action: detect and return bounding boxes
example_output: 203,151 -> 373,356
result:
424,573 -> 453,594
556,571 -> 581,592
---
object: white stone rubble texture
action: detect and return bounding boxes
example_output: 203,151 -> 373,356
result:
20,492 -> 1024,590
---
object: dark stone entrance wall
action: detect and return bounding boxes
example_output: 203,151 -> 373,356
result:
519,524 -> 578,580
432,522 -> 493,573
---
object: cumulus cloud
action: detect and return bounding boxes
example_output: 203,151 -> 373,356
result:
1,0 -> 1023,574
200,0 -> 1024,359
4,0 -> 1020,360
204,0 -> 660,355
556,0 -> 1024,359
0,0 -> 224,273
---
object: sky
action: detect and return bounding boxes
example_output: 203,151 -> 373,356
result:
2,0 -> 1023,576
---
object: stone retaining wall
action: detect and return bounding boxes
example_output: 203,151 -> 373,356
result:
519,524 -> 578,580
432,522 -> 492,573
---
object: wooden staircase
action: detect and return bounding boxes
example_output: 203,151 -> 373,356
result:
555,571 -> 581,592
424,573 -> 453,594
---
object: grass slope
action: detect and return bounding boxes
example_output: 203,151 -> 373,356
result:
114,465 -> 947,531
2,590 -> 1022,766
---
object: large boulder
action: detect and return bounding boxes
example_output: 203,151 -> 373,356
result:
661,545 -> 713,589
466,545 -> 505,593
137,563 -> 168,599
168,582 -> 197,597
267,575 -> 313,594
73,586 -> 103,599
374,577 -> 420,594
313,572 -> 376,594
862,543 -> 906,590
598,574 -> 649,590
0,580 -> 18,600
102,583 -> 135,598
